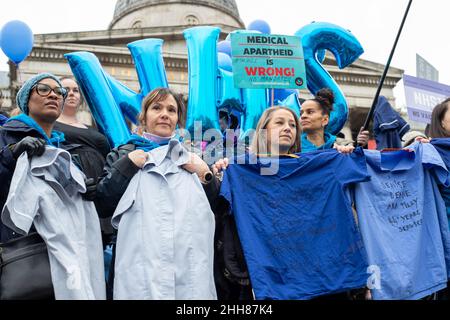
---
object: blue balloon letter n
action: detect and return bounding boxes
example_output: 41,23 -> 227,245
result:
65,39 -> 168,148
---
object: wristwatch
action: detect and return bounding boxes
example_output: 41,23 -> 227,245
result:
203,171 -> 213,184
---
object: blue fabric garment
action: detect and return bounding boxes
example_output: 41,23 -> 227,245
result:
7,114 -> 65,147
127,134 -> 183,152
127,134 -> 161,152
301,132 -> 337,153
431,138 -> 450,230
373,96 -> 410,150
16,73 -> 63,115
354,143 -> 450,300
220,148 -> 370,300
0,114 -> 8,126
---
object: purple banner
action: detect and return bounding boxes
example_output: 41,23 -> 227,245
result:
403,74 -> 450,124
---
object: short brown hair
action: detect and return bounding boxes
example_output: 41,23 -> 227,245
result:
250,106 -> 301,155
137,88 -> 186,135
429,98 -> 450,138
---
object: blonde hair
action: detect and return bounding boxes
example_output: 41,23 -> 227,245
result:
250,106 -> 301,155
137,88 -> 186,136
10,107 -> 22,117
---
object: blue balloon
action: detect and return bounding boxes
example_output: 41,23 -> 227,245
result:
65,52 -> 133,147
65,39 -> 169,147
221,29 -> 269,137
280,92 -> 301,117
218,68 -> 242,108
218,52 -> 232,72
240,88 -> 269,139
184,27 -> 221,134
247,20 -> 271,35
227,29 -> 262,42
0,20 -> 34,64
127,39 -> 169,93
272,89 -> 297,105
316,49 -> 326,64
217,40 -> 232,57
296,22 -> 364,135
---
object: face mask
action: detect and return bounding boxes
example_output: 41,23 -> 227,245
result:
142,131 -> 175,145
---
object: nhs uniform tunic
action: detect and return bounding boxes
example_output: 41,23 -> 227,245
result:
220,149 -> 371,300
112,140 -> 216,300
2,147 -> 106,300
354,143 -> 450,300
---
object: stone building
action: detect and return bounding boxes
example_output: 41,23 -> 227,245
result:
5,0 -> 404,139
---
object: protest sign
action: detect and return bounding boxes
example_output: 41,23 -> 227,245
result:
403,74 -> 450,124
231,33 -> 307,89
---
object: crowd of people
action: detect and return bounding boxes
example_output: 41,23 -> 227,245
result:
0,72 -> 449,300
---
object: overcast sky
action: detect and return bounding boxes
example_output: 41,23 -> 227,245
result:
0,0 -> 448,104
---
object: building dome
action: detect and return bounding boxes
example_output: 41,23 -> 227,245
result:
110,0 -> 244,30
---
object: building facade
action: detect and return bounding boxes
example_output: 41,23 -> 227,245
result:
4,0 -> 404,139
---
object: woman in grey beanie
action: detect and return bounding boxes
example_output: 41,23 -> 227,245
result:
0,73 -> 69,243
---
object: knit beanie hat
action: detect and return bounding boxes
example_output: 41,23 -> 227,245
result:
16,73 -> 63,115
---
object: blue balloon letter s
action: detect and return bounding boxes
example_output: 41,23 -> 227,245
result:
296,22 -> 364,135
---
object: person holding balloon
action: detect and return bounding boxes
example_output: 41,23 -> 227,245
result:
95,87 -> 219,300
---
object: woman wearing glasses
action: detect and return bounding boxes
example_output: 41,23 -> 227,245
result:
0,73 -> 108,300
0,73 -> 70,242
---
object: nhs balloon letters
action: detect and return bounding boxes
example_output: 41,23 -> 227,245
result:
295,22 -> 364,135
65,52 -> 132,147
65,24 -> 362,145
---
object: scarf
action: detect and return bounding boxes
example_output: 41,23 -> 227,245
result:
301,132 -> 336,153
7,114 -> 65,147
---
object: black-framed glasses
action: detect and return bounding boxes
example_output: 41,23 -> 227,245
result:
33,83 -> 67,98
63,86 -> 80,94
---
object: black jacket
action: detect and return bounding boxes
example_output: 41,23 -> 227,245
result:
95,143 -> 221,219
213,196 -> 253,300
0,120 -> 80,243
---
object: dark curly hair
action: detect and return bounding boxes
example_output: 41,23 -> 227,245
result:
313,88 -> 335,116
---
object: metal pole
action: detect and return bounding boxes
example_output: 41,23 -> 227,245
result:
271,88 -> 275,107
362,0 -> 413,131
